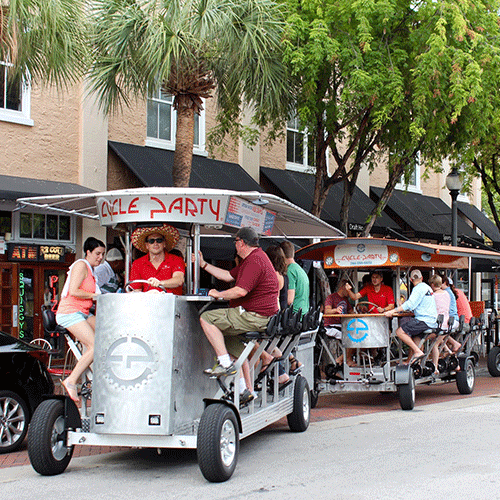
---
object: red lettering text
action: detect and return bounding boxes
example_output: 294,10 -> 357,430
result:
150,197 -> 167,218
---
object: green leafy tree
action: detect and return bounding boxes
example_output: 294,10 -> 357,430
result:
280,0 -> 500,235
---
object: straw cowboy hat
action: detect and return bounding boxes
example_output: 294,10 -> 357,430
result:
131,224 -> 180,253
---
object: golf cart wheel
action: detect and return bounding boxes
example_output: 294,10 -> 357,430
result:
28,399 -> 73,475
456,358 -> 475,394
197,403 -> 239,482
287,375 -> 310,432
398,370 -> 415,411
487,346 -> 500,377
0,390 -> 29,454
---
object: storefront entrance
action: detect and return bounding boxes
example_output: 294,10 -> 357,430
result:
0,261 -> 70,342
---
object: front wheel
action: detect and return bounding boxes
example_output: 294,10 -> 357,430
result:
487,346 -> 500,377
0,390 -> 29,453
28,399 -> 73,475
456,358 -> 475,394
398,370 -> 415,411
287,376 -> 310,432
197,404 -> 239,483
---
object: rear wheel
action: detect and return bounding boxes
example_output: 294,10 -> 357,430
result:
456,358 -> 475,394
28,399 -> 73,475
487,346 -> 500,377
398,370 -> 415,411
197,404 -> 239,483
287,376 -> 310,432
0,390 -> 29,453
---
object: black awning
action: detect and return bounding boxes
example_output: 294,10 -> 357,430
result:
260,167 -> 399,233
457,201 -> 500,246
371,187 -> 482,243
109,141 -> 264,192
0,174 -> 94,201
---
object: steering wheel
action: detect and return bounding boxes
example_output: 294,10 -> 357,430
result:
354,301 -> 383,314
124,279 -> 167,293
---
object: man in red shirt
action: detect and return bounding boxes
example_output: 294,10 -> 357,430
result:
129,223 -> 185,294
195,227 -> 279,405
346,270 -> 395,313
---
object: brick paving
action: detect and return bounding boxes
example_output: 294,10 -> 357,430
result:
2,362 -> 499,470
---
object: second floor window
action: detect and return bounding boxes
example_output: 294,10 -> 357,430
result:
0,60 -> 33,126
396,151 -> 421,192
286,115 -> 316,170
18,212 -> 71,242
146,89 -> 204,153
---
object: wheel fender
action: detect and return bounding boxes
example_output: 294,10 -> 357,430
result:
395,364 -> 411,386
457,353 -> 472,372
202,398 -> 242,433
42,395 -> 82,430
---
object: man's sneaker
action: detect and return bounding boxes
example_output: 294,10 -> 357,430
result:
203,363 -> 237,378
239,389 -> 255,407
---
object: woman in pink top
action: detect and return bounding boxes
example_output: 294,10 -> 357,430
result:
429,275 -> 450,374
56,237 -> 106,401
453,285 -> 473,325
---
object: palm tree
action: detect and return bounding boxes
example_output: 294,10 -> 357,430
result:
1,0 -> 88,87
88,0 -> 289,186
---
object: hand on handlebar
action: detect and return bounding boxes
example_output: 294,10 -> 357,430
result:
208,289 -> 222,299
147,277 -> 162,288
191,250 -> 206,268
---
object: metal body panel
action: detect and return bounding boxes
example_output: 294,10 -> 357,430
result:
341,315 -> 389,348
91,294 -> 216,435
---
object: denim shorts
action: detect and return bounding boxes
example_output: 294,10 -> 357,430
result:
56,311 -> 91,329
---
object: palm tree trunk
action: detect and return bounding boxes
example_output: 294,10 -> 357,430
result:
172,94 -> 195,187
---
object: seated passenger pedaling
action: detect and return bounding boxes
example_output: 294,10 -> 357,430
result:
211,304 -> 321,408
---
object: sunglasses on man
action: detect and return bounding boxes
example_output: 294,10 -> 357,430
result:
146,237 -> 165,244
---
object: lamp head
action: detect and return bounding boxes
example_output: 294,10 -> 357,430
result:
445,167 -> 463,192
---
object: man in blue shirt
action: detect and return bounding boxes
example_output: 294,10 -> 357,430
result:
384,269 -> 437,362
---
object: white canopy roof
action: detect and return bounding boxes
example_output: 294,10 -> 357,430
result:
17,187 -> 345,239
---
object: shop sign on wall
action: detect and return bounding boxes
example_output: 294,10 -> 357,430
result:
18,272 -> 26,340
39,245 -> 65,262
7,243 -> 65,262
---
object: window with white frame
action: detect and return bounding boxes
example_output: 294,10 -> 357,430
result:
286,115 -> 316,171
0,61 -> 33,126
395,151 -> 421,192
146,89 -> 205,155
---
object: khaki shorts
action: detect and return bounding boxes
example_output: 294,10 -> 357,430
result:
201,307 -> 270,357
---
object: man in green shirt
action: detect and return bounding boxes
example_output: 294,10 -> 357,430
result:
280,240 -> 310,316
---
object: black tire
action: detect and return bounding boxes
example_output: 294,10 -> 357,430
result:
456,358 -> 475,394
28,399 -> 73,475
0,390 -> 29,454
197,404 -> 239,483
398,370 -> 415,411
487,346 -> 500,377
287,376 -> 310,432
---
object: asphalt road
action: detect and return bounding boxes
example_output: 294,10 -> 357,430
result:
1,373 -> 499,500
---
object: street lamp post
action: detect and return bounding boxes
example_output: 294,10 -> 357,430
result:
445,166 -> 463,282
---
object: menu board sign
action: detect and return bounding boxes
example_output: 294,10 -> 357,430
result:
225,197 -> 276,235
